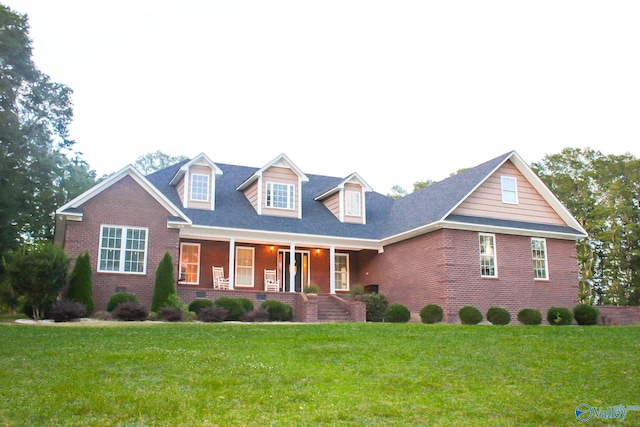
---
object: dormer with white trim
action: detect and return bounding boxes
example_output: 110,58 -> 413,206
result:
315,173 -> 372,224
169,153 -> 223,210
236,153 -> 309,219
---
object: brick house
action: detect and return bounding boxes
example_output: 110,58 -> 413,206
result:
55,151 -> 587,322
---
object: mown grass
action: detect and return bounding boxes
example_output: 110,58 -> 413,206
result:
0,322 -> 638,426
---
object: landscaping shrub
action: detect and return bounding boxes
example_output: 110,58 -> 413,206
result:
67,252 -> 94,314
486,307 -> 511,325
214,297 -> 246,321
420,304 -> 444,324
384,303 -> 411,323
242,308 -> 271,322
238,298 -> 254,313
517,308 -> 542,325
198,306 -> 228,322
362,293 -> 388,322
151,252 -> 176,312
48,300 -> 87,322
459,306 -> 483,324
92,310 -> 112,321
349,285 -> 365,297
106,292 -> 137,312
547,306 -> 573,325
157,306 -> 183,322
260,300 -> 293,321
303,284 -> 320,293
188,298 -> 214,314
573,304 -> 599,325
111,302 -> 149,321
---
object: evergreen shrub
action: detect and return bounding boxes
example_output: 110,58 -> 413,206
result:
547,307 -> 573,325
48,300 -> 87,322
111,302 -> 149,321
151,252 -> 176,312
363,293 -> 388,322
106,292 -> 137,312
459,305 -> 483,324
486,307 -> 511,325
420,304 -> 444,324
238,298 -> 254,313
573,304 -> 599,325
214,297 -> 246,321
384,303 -> 411,323
198,306 -> 228,322
260,300 -> 293,321
67,252 -> 94,314
188,299 -> 214,314
517,308 -> 542,325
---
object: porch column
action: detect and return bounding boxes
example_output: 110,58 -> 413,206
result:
289,242 -> 296,293
329,245 -> 336,294
228,239 -> 235,290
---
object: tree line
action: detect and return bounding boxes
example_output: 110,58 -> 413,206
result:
1,4 -> 638,308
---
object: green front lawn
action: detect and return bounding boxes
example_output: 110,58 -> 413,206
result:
0,322 -> 638,426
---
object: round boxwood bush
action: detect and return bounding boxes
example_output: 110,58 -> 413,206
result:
111,301 -> 149,321
547,306 -> 574,325
517,308 -> 542,325
573,304 -> 599,325
420,304 -> 444,324
188,298 -> 214,314
238,298 -> 254,313
106,292 -> 138,312
260,300 -> 293,321
384,303 -> 411,323
213,297 -> 246,321
459,305 -> 483,324
486,307 -> 511,325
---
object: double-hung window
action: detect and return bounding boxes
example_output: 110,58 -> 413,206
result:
191,174 -> 210,202
235,247 -> 255,287
532,238 -> 548,280
479,233 -> 497,277
179,243 -> 200,284
266,182 -> 295,209
345,191 -> 361,216
98,225 -> 148,274
334,254 -> 349,290
501,176 -> 518,204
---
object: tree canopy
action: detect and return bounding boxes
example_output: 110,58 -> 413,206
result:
0,5 -> 95,254
134,151 -> 188,175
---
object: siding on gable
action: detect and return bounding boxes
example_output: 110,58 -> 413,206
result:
323,192 -> 341,219
245,181 -> 259,212
262,166 -> 299,218
452,160 -> 565,226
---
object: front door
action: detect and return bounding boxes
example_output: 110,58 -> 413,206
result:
281,251 -> 309,292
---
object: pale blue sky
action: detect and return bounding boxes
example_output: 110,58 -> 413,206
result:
5,0 -> 640,193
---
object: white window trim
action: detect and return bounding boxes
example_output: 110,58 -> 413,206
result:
190,174 -> 210,202
334,253 -> 350,291
97,225 -> 149,275
179,242 -> 201,285
532,238 -> 549,281
479,233 -> 498,278
266,182 -> 295,210
500,175 -> 518,204
345,190 -> 362,217
234,246 -> 255,287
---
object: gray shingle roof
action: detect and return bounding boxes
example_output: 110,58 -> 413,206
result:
145,151 -> 583,241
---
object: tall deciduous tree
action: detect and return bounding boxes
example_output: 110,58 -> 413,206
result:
134,151 -> 188,175
532,148 -> 640,305
0,5 -> 95,255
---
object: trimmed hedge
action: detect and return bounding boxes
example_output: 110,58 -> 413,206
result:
486,307 -> 511,325
459,306 -> 483,325
214,297 -> 247,321
260,300 -> 293,321
188,299 -> 214,314
573,304 -> 599,325
420,304 -> 444,324
547,306 -> 573,325
106,292 -> 137,312
384,303 -> 411,323
517,308 -> 542,325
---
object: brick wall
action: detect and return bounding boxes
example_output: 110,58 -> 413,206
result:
62,176 -> 180,311
598,306 -> 640,325
357,229 -> 580,323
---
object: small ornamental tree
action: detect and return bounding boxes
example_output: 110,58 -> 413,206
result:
6,242 -> 70,320
67,252 -> 94,314
151,252 -> 176,313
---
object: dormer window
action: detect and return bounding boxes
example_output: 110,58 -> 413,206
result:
266,182 -> 295,210
191,174 -> 210,202
345,191 -> 361,217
